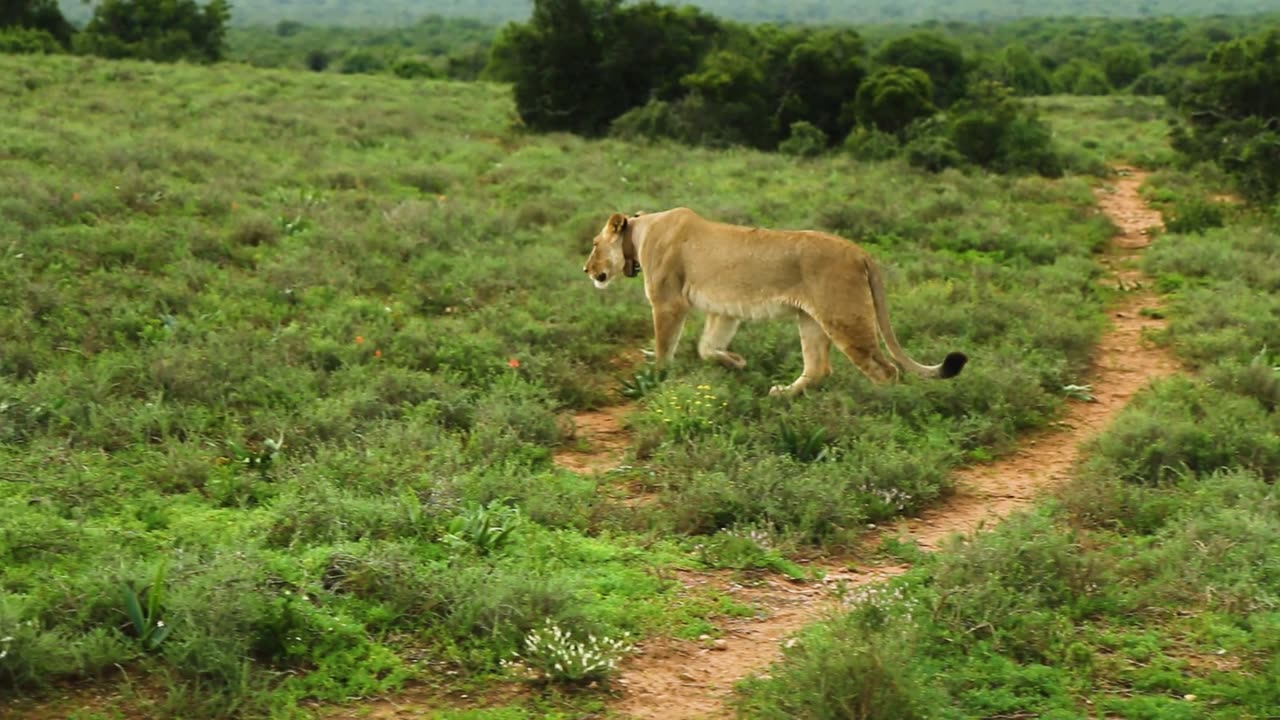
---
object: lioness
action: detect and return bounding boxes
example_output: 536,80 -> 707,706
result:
582,207 -> 966,396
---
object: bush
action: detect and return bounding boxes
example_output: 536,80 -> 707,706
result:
736,621 -> 938,720
1164,197 -> 1225,234
843,127 -> 900,161
778,120 -> 829,157
1081,377 -> 1280,486
0,26 -> 61,54
904,130 -> 964,173
338,49 -> 387,75
948,81 -> 1064,176
392,56 -> 439,79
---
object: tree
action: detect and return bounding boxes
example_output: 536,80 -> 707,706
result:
768,27 -> 867,147
948,81 -> 1063,177
1053,59 -> 1112,95
1102,43 -> 1151,89
80,0 -> 230,63
490,0 -> 615,134
991,44 -> 1054,95
854,66 -> 935,135
600,2 -> 722,106
1170,30 -> 1280,202
680,50 -> 772,147
489,0 -> 722,136
0,0 -> 74,48
875,32 -> 967,106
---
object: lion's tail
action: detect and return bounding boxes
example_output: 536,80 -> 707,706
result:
864,257 -> 967,380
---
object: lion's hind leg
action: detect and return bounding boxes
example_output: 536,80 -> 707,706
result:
769,313 -> 832,397
827,316 -> 899,385
697,313 -> 746,370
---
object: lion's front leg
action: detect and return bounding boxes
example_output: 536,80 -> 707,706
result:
651,303 -> 689,364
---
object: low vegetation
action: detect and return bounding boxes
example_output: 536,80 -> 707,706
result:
0,51 -> 1124,715
736,153 -> 1280,720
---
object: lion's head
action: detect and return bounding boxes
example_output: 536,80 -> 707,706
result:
583,212 -> 637,289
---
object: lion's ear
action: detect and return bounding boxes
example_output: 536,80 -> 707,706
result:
607,212 -> 628,234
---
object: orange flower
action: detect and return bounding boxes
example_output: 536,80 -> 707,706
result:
508,358 -> 521,369
71,192 -> 82,201
374,349 -> 383,359
355,335 -> 365,345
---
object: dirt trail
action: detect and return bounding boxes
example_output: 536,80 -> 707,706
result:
608,167 -> 1180,720
553,404 -> 633,474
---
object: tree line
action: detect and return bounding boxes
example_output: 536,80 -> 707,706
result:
2,0 -> 229,62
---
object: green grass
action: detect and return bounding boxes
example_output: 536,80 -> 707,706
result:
1032,94 -> 1180,171
0,53 -> 1129,716
736,170 -> 1280,718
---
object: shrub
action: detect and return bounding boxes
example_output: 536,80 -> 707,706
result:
1164,197 -> 1225,234
1081,377 -> 1280,486
843,127 -> 900,161
0,26 -> 61,54
392,56 -> 439,79
904,130 -> 963,173
509,620 -> 631,684
778,120 -> 828,157
736,620 -> 938,720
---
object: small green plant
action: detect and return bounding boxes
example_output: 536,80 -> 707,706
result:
443,499 -> 522,555
696,527 -> 807,580
777,420 -> 833,462
122,564 -> 172,652
508,620 -> 631,684
620,364 -> 668,399
648,383 -> 725,442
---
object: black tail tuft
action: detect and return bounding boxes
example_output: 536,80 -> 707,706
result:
940,352 -> 968,379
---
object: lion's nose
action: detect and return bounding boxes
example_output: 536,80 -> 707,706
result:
595,273 -> 608,283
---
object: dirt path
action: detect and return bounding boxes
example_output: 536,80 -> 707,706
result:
608,167 -> 1181,720
553,404 -> 633,474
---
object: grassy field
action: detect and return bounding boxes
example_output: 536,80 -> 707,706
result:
0,52 -> 1226,718
735,160 -> 1280,717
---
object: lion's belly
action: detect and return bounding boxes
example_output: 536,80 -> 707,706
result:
685,288 -> 797,321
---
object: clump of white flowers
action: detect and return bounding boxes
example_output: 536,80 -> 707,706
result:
507,620 -> 631,683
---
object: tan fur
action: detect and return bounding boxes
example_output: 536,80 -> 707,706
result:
583,208 -> 966,396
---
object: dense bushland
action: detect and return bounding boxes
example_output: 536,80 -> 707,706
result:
1168,28 -> 1280,204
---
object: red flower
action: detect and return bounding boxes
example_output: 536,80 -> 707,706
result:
508,358 -> 521,369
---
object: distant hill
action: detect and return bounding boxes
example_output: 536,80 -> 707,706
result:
59,0 -> 1280,27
